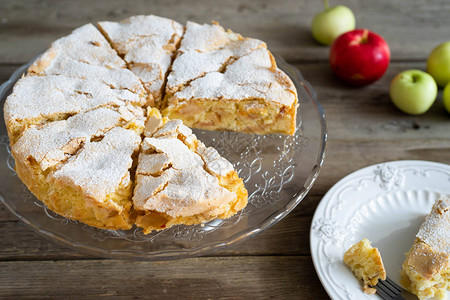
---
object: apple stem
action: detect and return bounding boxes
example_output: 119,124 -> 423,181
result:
323,0 -> 329,9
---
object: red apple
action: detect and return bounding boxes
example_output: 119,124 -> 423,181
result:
329,29 -> 390,86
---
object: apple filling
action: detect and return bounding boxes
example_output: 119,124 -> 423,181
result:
162,98 -> 296,135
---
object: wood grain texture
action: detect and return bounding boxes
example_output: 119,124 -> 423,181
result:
0,0 -> 450,64
0,1 -> 449,299
0,257 -> 328,299
0,199 -> 316,259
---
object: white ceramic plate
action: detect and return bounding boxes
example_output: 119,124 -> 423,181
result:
310,160 -> 450,300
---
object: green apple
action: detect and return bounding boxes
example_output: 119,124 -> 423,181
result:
443,82 -> 450,114
311,1 -> 355,45
427,41 -> 450,87
390,70 -> 437,115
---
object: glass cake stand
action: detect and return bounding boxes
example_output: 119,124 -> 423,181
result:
0,55 -> 327,260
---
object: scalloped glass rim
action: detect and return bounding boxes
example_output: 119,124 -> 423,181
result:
0,54 -> 327,260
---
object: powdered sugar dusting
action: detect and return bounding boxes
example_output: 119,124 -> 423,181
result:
4,75 -> 143,125
171,48 -> 297,106
197,143 -> 234,177
29,56 -> 145,96
166,21 -> 297,107
179,21 -> 233,52
28,24 -> 125,72
417,198 -> 450,254
12,107 -> 132,171
98,15 -> 184,100
132,117 -> 236,218
50,127 -> 141,202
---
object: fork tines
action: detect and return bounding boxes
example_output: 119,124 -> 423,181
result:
376,277 -> 405,300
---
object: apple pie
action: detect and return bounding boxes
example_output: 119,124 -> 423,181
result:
27,23 -> 146,98
401,197 -> 450,300
3,14 -> 300,233
4,74 -> 144,145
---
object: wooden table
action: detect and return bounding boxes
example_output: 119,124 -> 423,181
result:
0,1 -> 449,299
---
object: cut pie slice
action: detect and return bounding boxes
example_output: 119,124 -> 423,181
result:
27,23 -> 146,97
98,15 -> 184,107
4,75 -> 145,144
401,197 -> 450,299
43,127 -> 142,230
12,108 -> 144,229
162,21 -> 298,135
133,109 -> 248,233
28,24 -> 126,73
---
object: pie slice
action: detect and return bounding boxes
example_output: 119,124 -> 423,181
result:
162,21 -> 298,135
401,197 -> 450,300
98,15 -> 184,107
28,24 -> 126,73
12,108 -> 144,229
44,127 -> 142,229
4,75 -> 144,144
132,109 -> 248,233
27,23 -> 146,97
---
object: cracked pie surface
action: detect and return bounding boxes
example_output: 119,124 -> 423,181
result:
133,109 -> 247,233
4,15 -> 298,233
98,15 -> 184,107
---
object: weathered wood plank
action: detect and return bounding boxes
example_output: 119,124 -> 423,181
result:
0,200 -> 316,259
0,205 -> 18,222
313,139 -> 450,197
0,256 -> 329,299
297,61 -> 450,142
0,0 -> 449,64
0,64 -> 20,82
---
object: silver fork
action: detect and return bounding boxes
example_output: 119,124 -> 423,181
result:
375,277 -> 406,300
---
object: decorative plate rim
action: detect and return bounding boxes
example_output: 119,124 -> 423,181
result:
310,160 -> 450,299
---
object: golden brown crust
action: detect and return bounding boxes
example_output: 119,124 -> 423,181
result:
14,156 -> 133,230
405,241 -> 449,280
401,198 -> 450,299
27,48 -> 57,75
135,171 -> 247,234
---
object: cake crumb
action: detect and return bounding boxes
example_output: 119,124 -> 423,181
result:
344,239 -> 386,295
